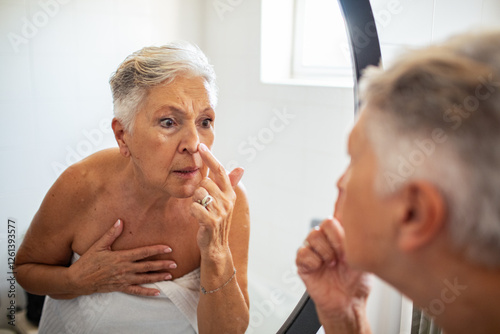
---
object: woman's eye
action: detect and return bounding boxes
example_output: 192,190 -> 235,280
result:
201,118 -> 213,128
160,118 -> 175,128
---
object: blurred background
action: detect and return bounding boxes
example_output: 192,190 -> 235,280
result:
0,0 -> 499,333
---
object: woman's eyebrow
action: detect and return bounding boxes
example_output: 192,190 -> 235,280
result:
201,106 -> 215,115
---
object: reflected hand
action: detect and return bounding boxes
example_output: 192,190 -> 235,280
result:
190,143 -> 244,256
67,219 -> 175,297
296,218 -> 371,333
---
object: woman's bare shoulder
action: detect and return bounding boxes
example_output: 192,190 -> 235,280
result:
228,181 -> 250,305
39,148 -> 123,217
230,182 -> 250,253
75,147 -> 124,176
233,183 -> 249,220
17,148 -> 125,265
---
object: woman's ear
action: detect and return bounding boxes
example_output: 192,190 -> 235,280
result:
112,118 -> 130,157
396,181 -> 447,252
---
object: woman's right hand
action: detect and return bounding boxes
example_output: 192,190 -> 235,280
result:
296,218 -> 372,334
66,219 -> 176,297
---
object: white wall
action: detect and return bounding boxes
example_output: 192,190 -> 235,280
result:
371,0 -> 500,66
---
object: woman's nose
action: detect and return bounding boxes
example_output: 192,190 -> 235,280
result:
179,125 -> 200,154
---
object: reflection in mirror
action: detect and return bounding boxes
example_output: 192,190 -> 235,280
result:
0,0 -> 352,332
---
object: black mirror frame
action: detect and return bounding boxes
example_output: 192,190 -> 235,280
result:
276,0 -> 381,332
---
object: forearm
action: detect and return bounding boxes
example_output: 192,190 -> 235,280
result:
15,263 -> 80,299
197,251 -> 249,334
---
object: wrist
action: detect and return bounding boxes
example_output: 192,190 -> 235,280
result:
200,247 -> 236,292
317,301 -> 370,334
65,264 -> 86,296
200,245 -> 232,267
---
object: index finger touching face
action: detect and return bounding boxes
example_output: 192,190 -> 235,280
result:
198,143 -> 231,190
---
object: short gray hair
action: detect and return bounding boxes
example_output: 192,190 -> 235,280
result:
109,42 -> 217,133
359,30 -> 500,267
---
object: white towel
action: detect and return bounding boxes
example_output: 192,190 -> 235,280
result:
38,253 -> 200,334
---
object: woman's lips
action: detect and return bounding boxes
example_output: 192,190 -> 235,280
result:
173,167 -> 200,179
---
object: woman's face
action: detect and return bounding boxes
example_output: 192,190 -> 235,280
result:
334,109 -> 394,272
123,75 -> 215,198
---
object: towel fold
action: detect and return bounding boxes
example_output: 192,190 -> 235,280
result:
38,253 -> 200,334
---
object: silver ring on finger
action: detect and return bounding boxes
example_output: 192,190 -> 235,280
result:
197,195 -> 213,208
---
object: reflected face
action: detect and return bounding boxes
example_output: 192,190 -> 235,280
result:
123,76 -> 215,198
335,107 -> 394,271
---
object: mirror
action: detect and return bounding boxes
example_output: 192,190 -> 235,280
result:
0,1 -> 353,332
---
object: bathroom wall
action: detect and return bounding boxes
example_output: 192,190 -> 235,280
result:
371,0 -> 500,65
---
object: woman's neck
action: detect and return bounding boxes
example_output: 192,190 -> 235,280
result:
120,159 -> 178,216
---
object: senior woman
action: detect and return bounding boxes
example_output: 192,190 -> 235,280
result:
15,42 -> 250,333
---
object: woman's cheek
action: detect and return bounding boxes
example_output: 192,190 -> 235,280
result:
202,130 -> 215,147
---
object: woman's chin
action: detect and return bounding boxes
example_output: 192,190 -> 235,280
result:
168,185 -> 198,199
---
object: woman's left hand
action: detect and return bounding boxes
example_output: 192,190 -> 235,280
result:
190,143 -> 244,256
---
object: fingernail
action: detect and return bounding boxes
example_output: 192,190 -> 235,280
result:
114,219 -> 121,228
154,291 -> 160,296
169,263 -> 177,269
199,143 -> 208,152
164,247 -> 172,253
165,274 -> 172,280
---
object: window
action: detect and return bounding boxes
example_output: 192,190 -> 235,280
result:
292,0 -> 352,82
260,0 -> 353,87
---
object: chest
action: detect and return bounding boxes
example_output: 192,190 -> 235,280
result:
72,197 -> 201,279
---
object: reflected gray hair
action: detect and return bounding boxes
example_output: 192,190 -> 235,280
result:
109,42 -> 217,133
359,30 -> 500,267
